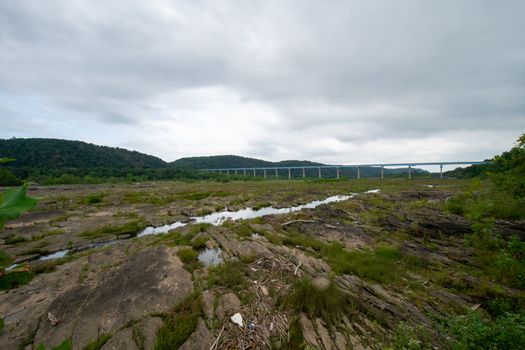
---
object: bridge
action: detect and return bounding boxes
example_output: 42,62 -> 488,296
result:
204,161 -> 489,180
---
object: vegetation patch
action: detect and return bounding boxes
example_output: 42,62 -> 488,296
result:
281,278 -> 355,326
0,270 -> 34,290
36,338 -> 73,350
207,260 -> 248,292
79,219 -> 146,239
82,333 -> 111,350
154,291 -> 202,350
177,247 -> 203,272
82,192 -> 106,205
447,311 -> 525,350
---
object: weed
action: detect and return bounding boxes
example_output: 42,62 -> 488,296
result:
190,235 -> 209,250
281,278 -> 354,326
82,333 -> 111,350
207,260 -> 248,292
177,247 -> 203,272
154,291 -> 202,350
189,223 -> 211,235
36,338 -> 73,350
132,322 -> 146,350
0,270 -> 34,290
448,311 -> 525,350
79,219 -> 146,239
82,192 -> 105,205
5,235 -> 28,245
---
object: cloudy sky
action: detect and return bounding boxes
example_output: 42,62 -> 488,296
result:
1,1 -> 524,166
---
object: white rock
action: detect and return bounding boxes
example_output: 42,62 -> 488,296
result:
230,312 -> 243,328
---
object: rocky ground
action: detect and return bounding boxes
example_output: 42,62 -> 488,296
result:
0,179 -> 523,349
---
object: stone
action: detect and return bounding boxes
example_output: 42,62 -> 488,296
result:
214,293 -> 241,321
179,318 -> 213,350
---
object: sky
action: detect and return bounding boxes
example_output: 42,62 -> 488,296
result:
1,0 -> 524,166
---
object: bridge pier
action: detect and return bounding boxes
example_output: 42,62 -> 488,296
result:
264,169 -> 267,179
227,169 -> 230,175
235,170 -> 237,175
357,167 -> 360,179
440,164 -> 443,179
302,168 -> 305,178
288,168 -> 291,180
244,169 -> 246,176
381,166 -> 384,180
318,168 -> 321,178
336,168 -> 340,179
408,166 -> 412,179
253,169 -> 256,177
275,169 -> 278,179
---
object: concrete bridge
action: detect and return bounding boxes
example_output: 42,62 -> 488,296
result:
204,161 -> 488,180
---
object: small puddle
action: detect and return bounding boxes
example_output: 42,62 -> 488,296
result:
13,190 -> 379,266
198,248 -> 223,267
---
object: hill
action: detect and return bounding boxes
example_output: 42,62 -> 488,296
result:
169,155 -> 323,169
0,138 -> 167,169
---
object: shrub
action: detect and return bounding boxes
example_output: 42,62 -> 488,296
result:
448,311 -> 525,350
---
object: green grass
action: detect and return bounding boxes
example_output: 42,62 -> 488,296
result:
265,227 -> 411,284
82,333 -> 111,350
154,291 -> 202,350
177,247 -> 203,272
448,311 -> 525,350
281,278 -> 355,326
79,219 -> 146,239
188,223 -> 211,235
0,270 -> 34,290
207,260 -> 248,292
82,192 -> 106,205
5,235 -> 28,244
36,338 -> 73,350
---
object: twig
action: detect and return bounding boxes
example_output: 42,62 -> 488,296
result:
210,324 -> 225,350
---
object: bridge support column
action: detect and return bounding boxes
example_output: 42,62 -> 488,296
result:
381,167 -> 384,180
227,169 -> 230,175
318,168 -> 321,178
243,169 -> 246,176
253,169 -> 256,177
302,168 -> 305,178
288,168 -> 291,180
275,169 -> 278,179
408,166 -> 412,179
336,168 -> 340,179
264,169 -> 267,179
357,167 -> 360,179
440,164 -> 443,179
235,170 -> 237,175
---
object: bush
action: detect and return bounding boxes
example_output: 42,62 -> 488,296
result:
0,168 -> 22,186
449,311 -> 525,350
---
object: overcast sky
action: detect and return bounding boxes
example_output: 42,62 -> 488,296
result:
1,1 -> 524,165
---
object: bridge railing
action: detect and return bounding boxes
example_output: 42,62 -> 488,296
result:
203,161 -> 489,180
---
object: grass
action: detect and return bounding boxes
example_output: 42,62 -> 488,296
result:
448,311 -> 525,350
265,227 -> 412,284
207,260 -> 248,292
281,278 -> 355,326
82,192 -> 106,205
79,219 -> 146,239
177,247 -> 203,272
5,235 -> 28,244
36,338 -> 73,350
154,291 -> 202,350
0,270 -> 34,290
82,333 -> 111,350
132,322 -> 146,350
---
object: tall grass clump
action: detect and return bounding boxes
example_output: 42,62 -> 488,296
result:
154,292 -> 202,350
281,278 -> 354,326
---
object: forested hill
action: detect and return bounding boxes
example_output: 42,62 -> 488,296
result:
0,138 -> 167,169
169,155 -> 323,169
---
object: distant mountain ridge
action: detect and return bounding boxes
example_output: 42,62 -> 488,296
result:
169,155 -> 323,169
0,138 -> 167,169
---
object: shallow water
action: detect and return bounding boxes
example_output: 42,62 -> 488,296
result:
17,190 -> 379,264
198,247 -> 223,267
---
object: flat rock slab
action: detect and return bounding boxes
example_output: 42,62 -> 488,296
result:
33,247 -> 193,349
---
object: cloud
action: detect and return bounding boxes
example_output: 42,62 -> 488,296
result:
1,0 -> 524,163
